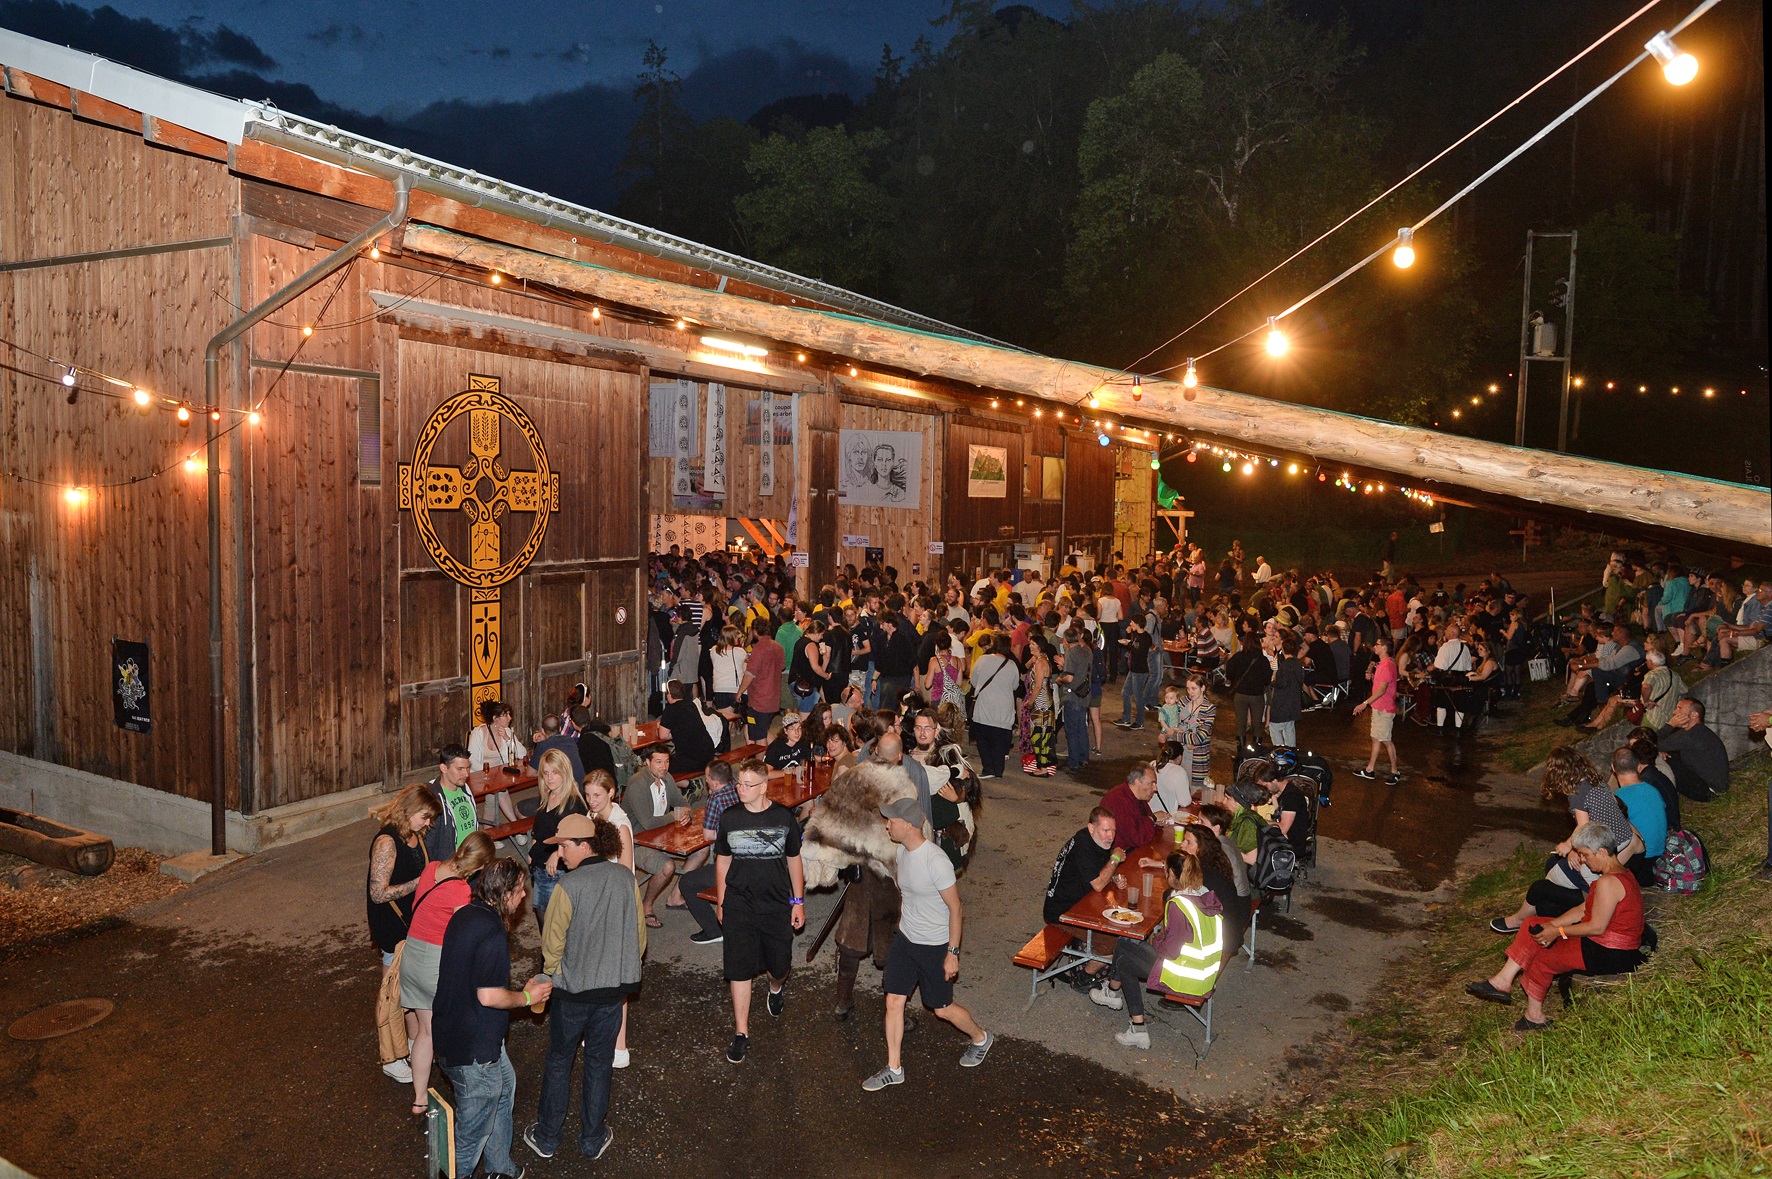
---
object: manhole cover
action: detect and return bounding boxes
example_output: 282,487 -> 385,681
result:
7,998 -> 114,1040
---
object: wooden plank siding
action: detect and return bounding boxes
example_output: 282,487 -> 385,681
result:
836,399 -> 940,581
0,93 -> 242,804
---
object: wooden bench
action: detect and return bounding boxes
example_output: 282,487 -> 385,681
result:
483,816 -> 534,843
1012,924 -> 1078,1008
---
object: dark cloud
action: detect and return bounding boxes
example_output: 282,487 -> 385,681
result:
307,24 -> 372,49
0,0 -> 276,75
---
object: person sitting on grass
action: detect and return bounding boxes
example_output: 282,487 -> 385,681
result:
1088,850 -> 1226,1049
1490,747 -> 1640,934
1466,820 -> 1646,1031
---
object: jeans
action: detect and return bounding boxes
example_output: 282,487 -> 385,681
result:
441,1047 -> 517,1178
1144,649 -> 1164,709
533,997 -> 623,1157
1102,621 -> 1124,678
794,688 -> 822,714
1233,694 -> 1265,746
1062,698 -> 1091,769
681,860 -> 720,936
1112,939 -> 1161,1019
973,722 -> 1013,776
1120,672 -> 1149,725
531,865 -> 562,915
862,668 -> 880,709
1268,720 -> 1296,747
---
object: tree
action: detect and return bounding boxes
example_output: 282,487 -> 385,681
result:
616,43 -> 696,224
1573,204 -> 1712,378
735,126 -> 896,292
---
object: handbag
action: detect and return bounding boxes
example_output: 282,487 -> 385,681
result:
965,656 -> 1012,723
377,940 -> 409,1065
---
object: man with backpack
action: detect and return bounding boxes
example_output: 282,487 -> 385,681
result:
1225,766 -> 1298,895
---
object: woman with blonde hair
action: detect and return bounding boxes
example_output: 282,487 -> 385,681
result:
400,830 -> 494,1115
528,749 -> 587,920
366,785 -> 441,1084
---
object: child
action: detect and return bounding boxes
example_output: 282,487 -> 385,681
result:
1157,683 -> 1185,744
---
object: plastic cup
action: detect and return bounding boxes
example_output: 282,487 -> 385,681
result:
1127,886 -> 1141,906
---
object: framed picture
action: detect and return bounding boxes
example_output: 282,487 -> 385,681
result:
967,444 -> 1009,498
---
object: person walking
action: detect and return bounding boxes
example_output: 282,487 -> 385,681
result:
523,815 -> 642,1163
967,634 -> 1020,779
716,757 -> 806,1063
1352,635 -> 1402,784
862,797 -> 994,1090
432,858 -> 551,1179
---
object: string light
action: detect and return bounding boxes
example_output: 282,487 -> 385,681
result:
176,405 -> 191,425
1488,383 -> 1500,393
490,271 -> 502,285
61,366 -> 77,387
1287,463 -> 1299,474
301,325 -> 314,337
210,408 -> 222,422
1222,461 -> 1232,472
133,388 -> 151,407
1149,454 -> 1160,471
676,319 -> 689,331
1131,375 -> 1142,402
1097,432 -> 1111,446
1241,461 -> 1254,476
63,486 -> 88,507
1087,390 -> 1100,409
1182,359 -> 1198,392
1264,318 -> 1288,357
591,307 -> 603,322
1186,452 -> 1197,463
369,246 -> 381,260
183,457 -> 204,474
1392,227 -> 1416,269
248,411 -> 262,426
1646,31 -> 1698,85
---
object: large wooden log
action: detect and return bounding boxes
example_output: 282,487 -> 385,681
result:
0,808 -> 115,876
401,225 -> 1772,553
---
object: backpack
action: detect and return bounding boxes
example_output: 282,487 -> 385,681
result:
1654,829 -> 1709,894
1251,820 -> 1298,892
597,732 -> 641,793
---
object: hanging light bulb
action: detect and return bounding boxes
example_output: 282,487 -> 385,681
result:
248,410 -> 262,426
490,271 -> 502,285
1149,454 -> 1160,471
210,408 -> 222,422
1087,390 -> 1100,409
1241,461 -> 1254,476
183,457 -> 203,474
1646,31 -> 1698,85
369,246 -> 381,260
1097,432 -> 1111,447
1185,452 -> 1197,464
61,366 -> 77,387
591,307 -> 603,322
1265,317 -> 1288,357
1182,359 -> 1198,398
176,405 -> 191,425
1392,226 -> 1416,269
1287,463 -> 1299,475
1222,461 -> 1232,473
133,388 -> 151,407
63,486 -> 88,507
301,325 -> 314,337
1131,375 -> 1142,402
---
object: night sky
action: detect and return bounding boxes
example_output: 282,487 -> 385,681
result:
84,0 -> 1072,115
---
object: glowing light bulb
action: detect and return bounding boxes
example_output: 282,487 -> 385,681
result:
591,307 -> 602,322
302,325 -> 314,337
1182,359 -> 1198,389
1097,432 -> 1111,447
1287,463 -> 1299,475
1087,392 -> 1100,409
1488,383 -> 1499,393
989,399 -> 999,409
64,486 -> 88,506
248,410 -> 262,425
369,246 -> 381,260
133,388 -> 151,407
1222,461 -> 1232,473
1317,472 -> 1326,482
62,367 -> 77,387
1132,375 -> 1142,402
849,367 -> 858,377
184,457 -> 203,474
176,405 -> 191,424
1186,452 -> 1197,464
1646,31 -> 1697,85
1392,227 -> 1415,269
1149,455 -> 1160,471
211,408 -> 222,422
1265,317 -> 1288,357
676,319 -> 688,331
490,271 -> 502,285
1241,462 -> 1254,476
1703,388 -> 1715,398
1452,409 -> 1462,418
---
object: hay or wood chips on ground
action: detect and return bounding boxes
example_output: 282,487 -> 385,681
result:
0,848 -> 186,954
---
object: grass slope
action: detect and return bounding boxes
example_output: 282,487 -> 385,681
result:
1253,749 -> 1772,1178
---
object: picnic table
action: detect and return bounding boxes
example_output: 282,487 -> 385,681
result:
468,764 -> 538,800
1053,806 -> 1201,972
630,721 -> 664,753
632,760 -> 835,858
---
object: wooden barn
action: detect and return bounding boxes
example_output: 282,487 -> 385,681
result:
0,31 -> 1156,852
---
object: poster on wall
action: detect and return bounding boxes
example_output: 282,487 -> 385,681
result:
838,429 -> 921,508
759,390 -> 776,496
651,513 -> 725,556
967,444 -> 1008,498
649,379 -> 696,458
702,383 -> 727,494
744,398 -> 794,445
111,639 -> 151,733
668,380 -> 696,498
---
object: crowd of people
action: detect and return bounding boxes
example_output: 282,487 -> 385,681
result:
360,539 -> 1765,1172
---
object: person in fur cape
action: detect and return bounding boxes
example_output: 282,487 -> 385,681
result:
800,756 -> 923,1020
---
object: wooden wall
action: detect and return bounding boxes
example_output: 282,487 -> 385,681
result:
0,93 -> 242,804
644,380 -> 798,534
1063,429 -> 1117,561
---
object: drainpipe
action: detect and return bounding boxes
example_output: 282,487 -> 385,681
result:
201,176 -> 411,856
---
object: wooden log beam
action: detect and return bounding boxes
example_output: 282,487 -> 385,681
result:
0,808 -> 115,876
401,224 -> 1772,553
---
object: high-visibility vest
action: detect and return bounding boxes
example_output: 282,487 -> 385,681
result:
1157,893 -> 1224,998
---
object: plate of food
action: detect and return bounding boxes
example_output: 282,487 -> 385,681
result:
1103,907 -> 1144,926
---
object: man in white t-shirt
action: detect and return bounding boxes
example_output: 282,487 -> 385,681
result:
861,797 -> 993,1091
1015,570 -> 1045,609
1097,588 -> 1124,680
1251,557 -> 1273,585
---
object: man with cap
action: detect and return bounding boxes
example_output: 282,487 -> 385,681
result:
525,813 -> 642,1163
861,796 -> 993,1091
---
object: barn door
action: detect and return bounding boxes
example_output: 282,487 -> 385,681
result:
809,426 -> 838,588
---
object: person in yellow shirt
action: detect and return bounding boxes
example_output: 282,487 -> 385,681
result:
966,605 -> 1003,671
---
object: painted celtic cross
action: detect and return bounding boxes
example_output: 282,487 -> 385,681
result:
398,374 -> 559,721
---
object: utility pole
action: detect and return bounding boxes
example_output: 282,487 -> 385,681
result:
1512,230 -> 1578,450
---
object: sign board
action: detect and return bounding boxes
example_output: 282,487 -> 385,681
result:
842,534 -> 870,548
111,639 -> 151,733
927,540 -> 945,555
1429,521 -> 1446,534
865,547 -> 885,565
787,551 -> 810,568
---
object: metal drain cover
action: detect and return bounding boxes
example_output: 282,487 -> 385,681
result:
7,998 -> 114,1040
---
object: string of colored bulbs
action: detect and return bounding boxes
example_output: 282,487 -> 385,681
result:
1076,0 -> 1718,404
1180,441 -> 1439,507
1435,375 -> 1755,425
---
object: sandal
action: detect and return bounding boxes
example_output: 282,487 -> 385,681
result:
1513,1016 -> 1552,1033
411,1101 -> 428,1117
645,914 -> 663,928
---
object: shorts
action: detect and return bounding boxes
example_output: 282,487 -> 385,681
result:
1370,707 -> 1396,742
1737,635 -> 1763,652
882,933 -> 953,1010
722,902 -> 792,982
634,844 -> 673,876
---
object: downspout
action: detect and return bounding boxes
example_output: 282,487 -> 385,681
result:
202,176 -> 411,855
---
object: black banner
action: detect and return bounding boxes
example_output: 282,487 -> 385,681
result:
111,639 -> 151,733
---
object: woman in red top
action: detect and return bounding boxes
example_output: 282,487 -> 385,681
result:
1466,820 -> 1645,1030
399,830 -> 494,1114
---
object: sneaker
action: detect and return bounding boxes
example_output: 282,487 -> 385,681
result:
1386,773 -> 1403,786
690,929 -> 724,945
612,1048 -> 630,1069
766,987 -> 785,1018
1089,983 -> 1125,1011
586,1126 -> 614,1161
959,1030 -> 994,1067
485,1169 -> 526,1179
380,1058 -> 413,1084
1351,767 -> 1376,780
1114,1023 -> 1151,1050
522,1123 -> 555,1160
861,1065 -> 905,1092
1113,720 -> 1135,730
726,1033 -> 749,1064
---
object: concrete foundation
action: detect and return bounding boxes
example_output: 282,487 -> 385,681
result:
1573,646 -> 1772,768
159,851 -> 244,883
0,751 -> 391,857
